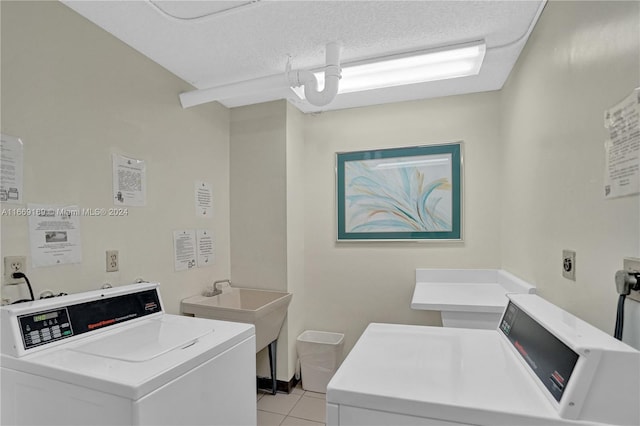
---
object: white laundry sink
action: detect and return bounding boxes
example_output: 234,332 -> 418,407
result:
181,288 -> 292,352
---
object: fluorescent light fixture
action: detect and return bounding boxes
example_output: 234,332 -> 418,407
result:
293,40 -> 485,99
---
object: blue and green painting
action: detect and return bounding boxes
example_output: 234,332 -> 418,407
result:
344,154 -> 453,233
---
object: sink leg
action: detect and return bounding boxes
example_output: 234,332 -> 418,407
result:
268,340 -> 277,395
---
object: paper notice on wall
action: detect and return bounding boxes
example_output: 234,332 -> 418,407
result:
0,134 -> 24,204
173,229 -> 196,271
28,204 -> 82,267
604,88 -> 640,198
196,229 -> 214,267
113,154 -> 146,206
195,181 -> 213,218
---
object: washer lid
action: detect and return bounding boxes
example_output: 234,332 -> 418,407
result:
1,314 -> 255,400
70,318 -> 212,362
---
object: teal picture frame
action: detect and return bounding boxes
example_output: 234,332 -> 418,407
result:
337,143 -> 462,241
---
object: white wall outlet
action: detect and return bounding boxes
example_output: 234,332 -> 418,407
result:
4,256 -> 27,285
106,250 -> 119,272
562,250 -> 576,281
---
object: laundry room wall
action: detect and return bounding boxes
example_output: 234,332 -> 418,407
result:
0,1 -> 231,313
230,101 -> 289,381
229,100 -> 307,383
302,92 -> 504,356
499,1 -> 640,336
285,102 -> 307,381
230,101 -> 287,293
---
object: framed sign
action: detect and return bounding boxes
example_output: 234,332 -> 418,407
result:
337,143 -> 462,241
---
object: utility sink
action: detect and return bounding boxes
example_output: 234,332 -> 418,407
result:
181,288 -> 292,353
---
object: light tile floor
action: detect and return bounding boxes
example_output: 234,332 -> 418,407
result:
257,384 -> 326,426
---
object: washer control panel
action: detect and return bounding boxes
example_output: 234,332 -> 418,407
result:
13,287 -> 161,351
18,308 -> 73,350
1,283 -> 163,358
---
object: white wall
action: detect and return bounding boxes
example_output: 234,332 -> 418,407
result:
500,1 -> 640,337
230,100 -> 304,381
230,102 -> 287,292
302,93 -> 504,355
0,1 -> 231,314
285,102 -> 307,380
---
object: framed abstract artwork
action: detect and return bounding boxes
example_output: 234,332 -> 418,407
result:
336,143 -> 463,241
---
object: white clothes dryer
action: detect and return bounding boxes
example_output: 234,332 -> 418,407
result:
327,294 -> 640,426
1,282 -> 256,426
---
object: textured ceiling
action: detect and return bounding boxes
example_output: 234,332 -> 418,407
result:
62,0 -> 546,112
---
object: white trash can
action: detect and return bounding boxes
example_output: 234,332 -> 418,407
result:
296,330 -> 344,393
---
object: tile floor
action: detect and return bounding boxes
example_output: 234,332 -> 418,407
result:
257,384 -> 326,426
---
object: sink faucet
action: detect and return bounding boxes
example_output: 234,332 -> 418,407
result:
211,279 -> 231,296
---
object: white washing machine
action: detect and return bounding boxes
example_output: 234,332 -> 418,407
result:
327,294 -> 640,426
1,282 -> 256,426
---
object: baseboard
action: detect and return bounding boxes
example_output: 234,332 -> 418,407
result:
257,375 -> 300,394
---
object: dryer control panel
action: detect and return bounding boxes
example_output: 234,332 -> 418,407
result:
499,294 -> 640,424
499,301 -> 579,402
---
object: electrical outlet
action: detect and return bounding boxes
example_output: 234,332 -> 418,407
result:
4,256 -> 27,285
106,250 -> 119,272
624,257 -> 640,303
562,250 -> 576,281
